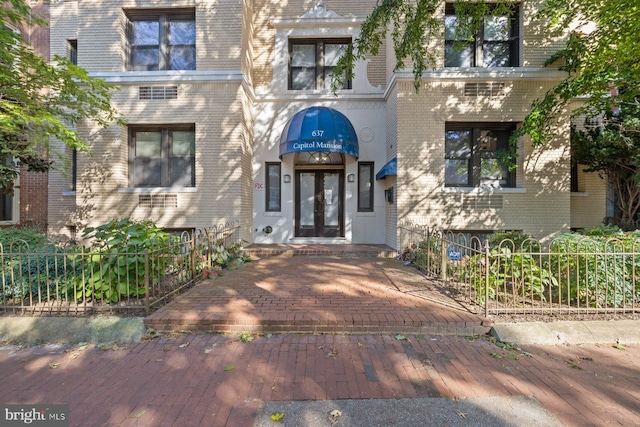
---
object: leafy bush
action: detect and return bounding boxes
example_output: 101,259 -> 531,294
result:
548,233 -> 639,308
462,247 -> 556,304
0,244 -> 82,302
0,228 -> 80,302
488,231 -> 538,252
73,219 -> 178,303
580,224 -> 623,237
0,226 -> 47,249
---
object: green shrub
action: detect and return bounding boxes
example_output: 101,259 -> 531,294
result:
548,233 -> 638,308
488,231 -> 538,252
74,219 -> 178,303
0,226 -> 47,249
581,224 -> 623,237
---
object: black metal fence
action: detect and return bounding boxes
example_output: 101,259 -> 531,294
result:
0,222 -> 242,316
400,221 -> 640,317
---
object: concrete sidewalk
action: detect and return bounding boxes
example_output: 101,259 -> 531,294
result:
0,333 -> 638,426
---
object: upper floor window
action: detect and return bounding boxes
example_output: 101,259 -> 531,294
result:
289,38 -> 351,90
445,123 -> 516,188
126,9 -> 195,71
444,4 -> 519,67
129,125 -> 195,188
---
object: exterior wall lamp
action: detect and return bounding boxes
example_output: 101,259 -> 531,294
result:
347,173 -> 355,182
283,174 -> 291,183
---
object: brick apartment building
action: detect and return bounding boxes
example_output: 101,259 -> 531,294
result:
46,0 -> 607,249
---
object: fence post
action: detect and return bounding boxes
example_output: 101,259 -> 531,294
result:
440,235 -> 447,281
190,233 -> 197,280
484,240 -> 490,318
144,250 -> 150,316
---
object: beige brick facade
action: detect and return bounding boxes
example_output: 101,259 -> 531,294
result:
47,0 -> 607,248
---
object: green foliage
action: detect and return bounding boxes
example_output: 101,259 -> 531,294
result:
1,0 -> 121,188
74,219 -> 177,302
572,102 -> 640,228
0,243 -> 81,301
549,233 -> 639,307
461,247 -> 555,304
581,224 -> 623,237
488,231 -> 538,252
0,227 -> 82,302
0,226 -> 47,249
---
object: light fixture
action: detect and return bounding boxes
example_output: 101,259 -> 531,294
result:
347,173 -> 355,182
283,174 -> 291,183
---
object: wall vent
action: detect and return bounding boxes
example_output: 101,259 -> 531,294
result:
464,82 -> 505,97
139,86 -> 178,100
138,194 -> 178,208
461,195 -> 504,209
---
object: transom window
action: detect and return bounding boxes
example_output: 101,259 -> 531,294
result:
126,9 -> 196,71
129,125 -> 195,188
445,123 -> 516,188
289,38 -> 351,90
444,4 -> 519,67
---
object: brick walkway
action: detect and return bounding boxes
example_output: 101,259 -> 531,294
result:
0,334 -> 638,426
145,253 -> 491,336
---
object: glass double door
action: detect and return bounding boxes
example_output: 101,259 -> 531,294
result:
295,170 -> 344,237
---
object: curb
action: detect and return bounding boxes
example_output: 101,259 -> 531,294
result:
0,316 -> 146,344
491,320 -> 640,345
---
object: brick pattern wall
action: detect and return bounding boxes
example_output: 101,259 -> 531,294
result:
394,78 -> 573,241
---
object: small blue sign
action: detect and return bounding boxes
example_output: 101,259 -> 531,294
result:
447,246 -> 462,261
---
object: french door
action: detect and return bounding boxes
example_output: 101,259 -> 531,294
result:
295,170 -> 344,237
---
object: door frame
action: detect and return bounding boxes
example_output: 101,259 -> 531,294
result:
294,169 -> 345,237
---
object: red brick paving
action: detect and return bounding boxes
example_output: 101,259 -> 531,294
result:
145,254 -> 491,336
0,335 -> 638,426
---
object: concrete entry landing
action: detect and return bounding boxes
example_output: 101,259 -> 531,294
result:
145,246 -> 491,335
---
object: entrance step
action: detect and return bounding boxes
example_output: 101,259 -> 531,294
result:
144,312 -> 492,336
243,244 -> 397,259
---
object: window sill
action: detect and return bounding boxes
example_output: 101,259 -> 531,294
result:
264,211 -> 283,217
62,191 -> 76,197
356,211 -> 375,217
571,191 -> 589,197
118,187 -> 197,193
442,187 -> 526,194
393,67 -> 568,82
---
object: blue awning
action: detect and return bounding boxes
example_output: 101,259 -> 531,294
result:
376,158 -> 397,180
279,106 -> 359,159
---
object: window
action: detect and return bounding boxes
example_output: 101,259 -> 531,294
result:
67,39 -> 77,65
71,149 -> 77,192
0,155 -> 16,222
126,9 -> 196,71
445,123 -> 516,187
289,38 -> 351,90
67,39 -> 78,191
358,162 -> 374,212
265,163 -> 281,212
129,125 -> 195,188
444,4 -> 519,67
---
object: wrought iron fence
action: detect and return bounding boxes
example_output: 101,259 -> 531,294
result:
0,221 -> 242,316
400,221 -> 640,317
